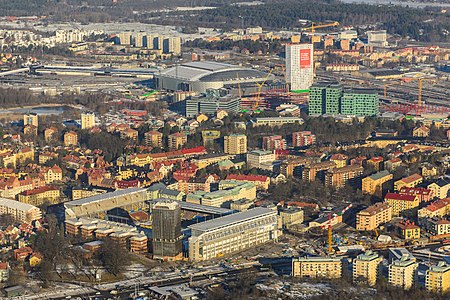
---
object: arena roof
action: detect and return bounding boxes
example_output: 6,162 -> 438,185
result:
66,187 -> 146,207
158,61 -> 270,82
188,207 -> 275,232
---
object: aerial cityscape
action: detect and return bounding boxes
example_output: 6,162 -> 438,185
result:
0,0 -> 449,299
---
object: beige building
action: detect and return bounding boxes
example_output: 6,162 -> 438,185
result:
44,127 -> 58,143
384,193 -> 419,216
388,257 -> 418,290
394,174 -> 423,191
425,262 -> 450,293
247,150 -> 275,169
81,113 -> 95,130
427,179 -> 450,199
188,208 -> 280,261
292,257 -> 342,278
0,197 -> 42,223
144,131 -> 163,148
224,134 -> 247,154
64,131 -> 78,146
23,113 -> 38,127
362,170 -> 393,197
279,208 -> 304,228
356,202 -> 392,231
168,132 -> 187,150
353,251 -> 382,286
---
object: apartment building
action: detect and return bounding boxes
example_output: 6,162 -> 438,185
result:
325,165 -> 363,189
246,150 -> 275,169
17,186 -> 60,206
23,113 -> 38,127
356,202 -> 392,231
384,193 -> 420,216
394,174 -> 423,191
0,198 -> 42,223
292,257 -> 342,278
396,220 -> 420,240
292,131 -> 316,147
224,134 -> 247,154
427,179 -> 450,199
399,187 -> 433,203
144,131 -> 163,148
362,170 -> 393,197
353,251 -> 382,286
81,113 -> 95,130
425,262 -> 450,293
168,133 -> 187,150
64,131 -> 78,147
388,257 -> 418,290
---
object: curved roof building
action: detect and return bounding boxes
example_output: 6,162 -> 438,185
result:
155,61 -> 273,93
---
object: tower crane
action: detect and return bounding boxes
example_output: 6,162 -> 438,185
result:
301,21 -> 340,35
252,68 -> 274,110
298,21 -> 340,82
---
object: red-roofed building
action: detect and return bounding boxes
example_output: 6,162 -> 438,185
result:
394,173 -> 423,191
384,158 -> 402,172
286,201 -> 319,210
173,163 -> 199,182
384,193 -> 420,216
350,156 -> 367,166
14,246 -> 33,261
114,179 -> 141,189
399,187 -> 433,203
17,185 -> 60,206
226,174 -> 270,190
367,156 -> 384,171
418,198 -> 450,219
396,220 -> 420,240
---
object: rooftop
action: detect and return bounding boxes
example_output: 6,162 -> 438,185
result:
189,207 -> 275,232
385,193 -> 417,202
368,170 -> 391,180
0,198 -> 39,212
158,61 -> 269,82
65,187 -> 146,206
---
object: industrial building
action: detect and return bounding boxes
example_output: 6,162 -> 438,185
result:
188,207 -> 280,261
152,200 -> 183,261
155,61 -> 273,93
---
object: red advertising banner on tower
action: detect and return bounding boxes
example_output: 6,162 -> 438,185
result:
299,48 -> 311,69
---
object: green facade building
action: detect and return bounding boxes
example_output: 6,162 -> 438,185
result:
308,83 -> 379,117
340,91 -> 379,116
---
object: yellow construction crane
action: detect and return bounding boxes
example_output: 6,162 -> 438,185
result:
299,21 -> 340,83
301,21 -> 340,35
402,77 -> 436,108
252,68 -> 274,110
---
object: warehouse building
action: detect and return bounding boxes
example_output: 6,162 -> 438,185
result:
155,61 -> 273,93
188,207 -> 280,261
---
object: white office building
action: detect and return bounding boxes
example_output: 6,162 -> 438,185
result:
285,43 -> 314,92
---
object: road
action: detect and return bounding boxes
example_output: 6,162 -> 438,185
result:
29,263 -> 259,300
